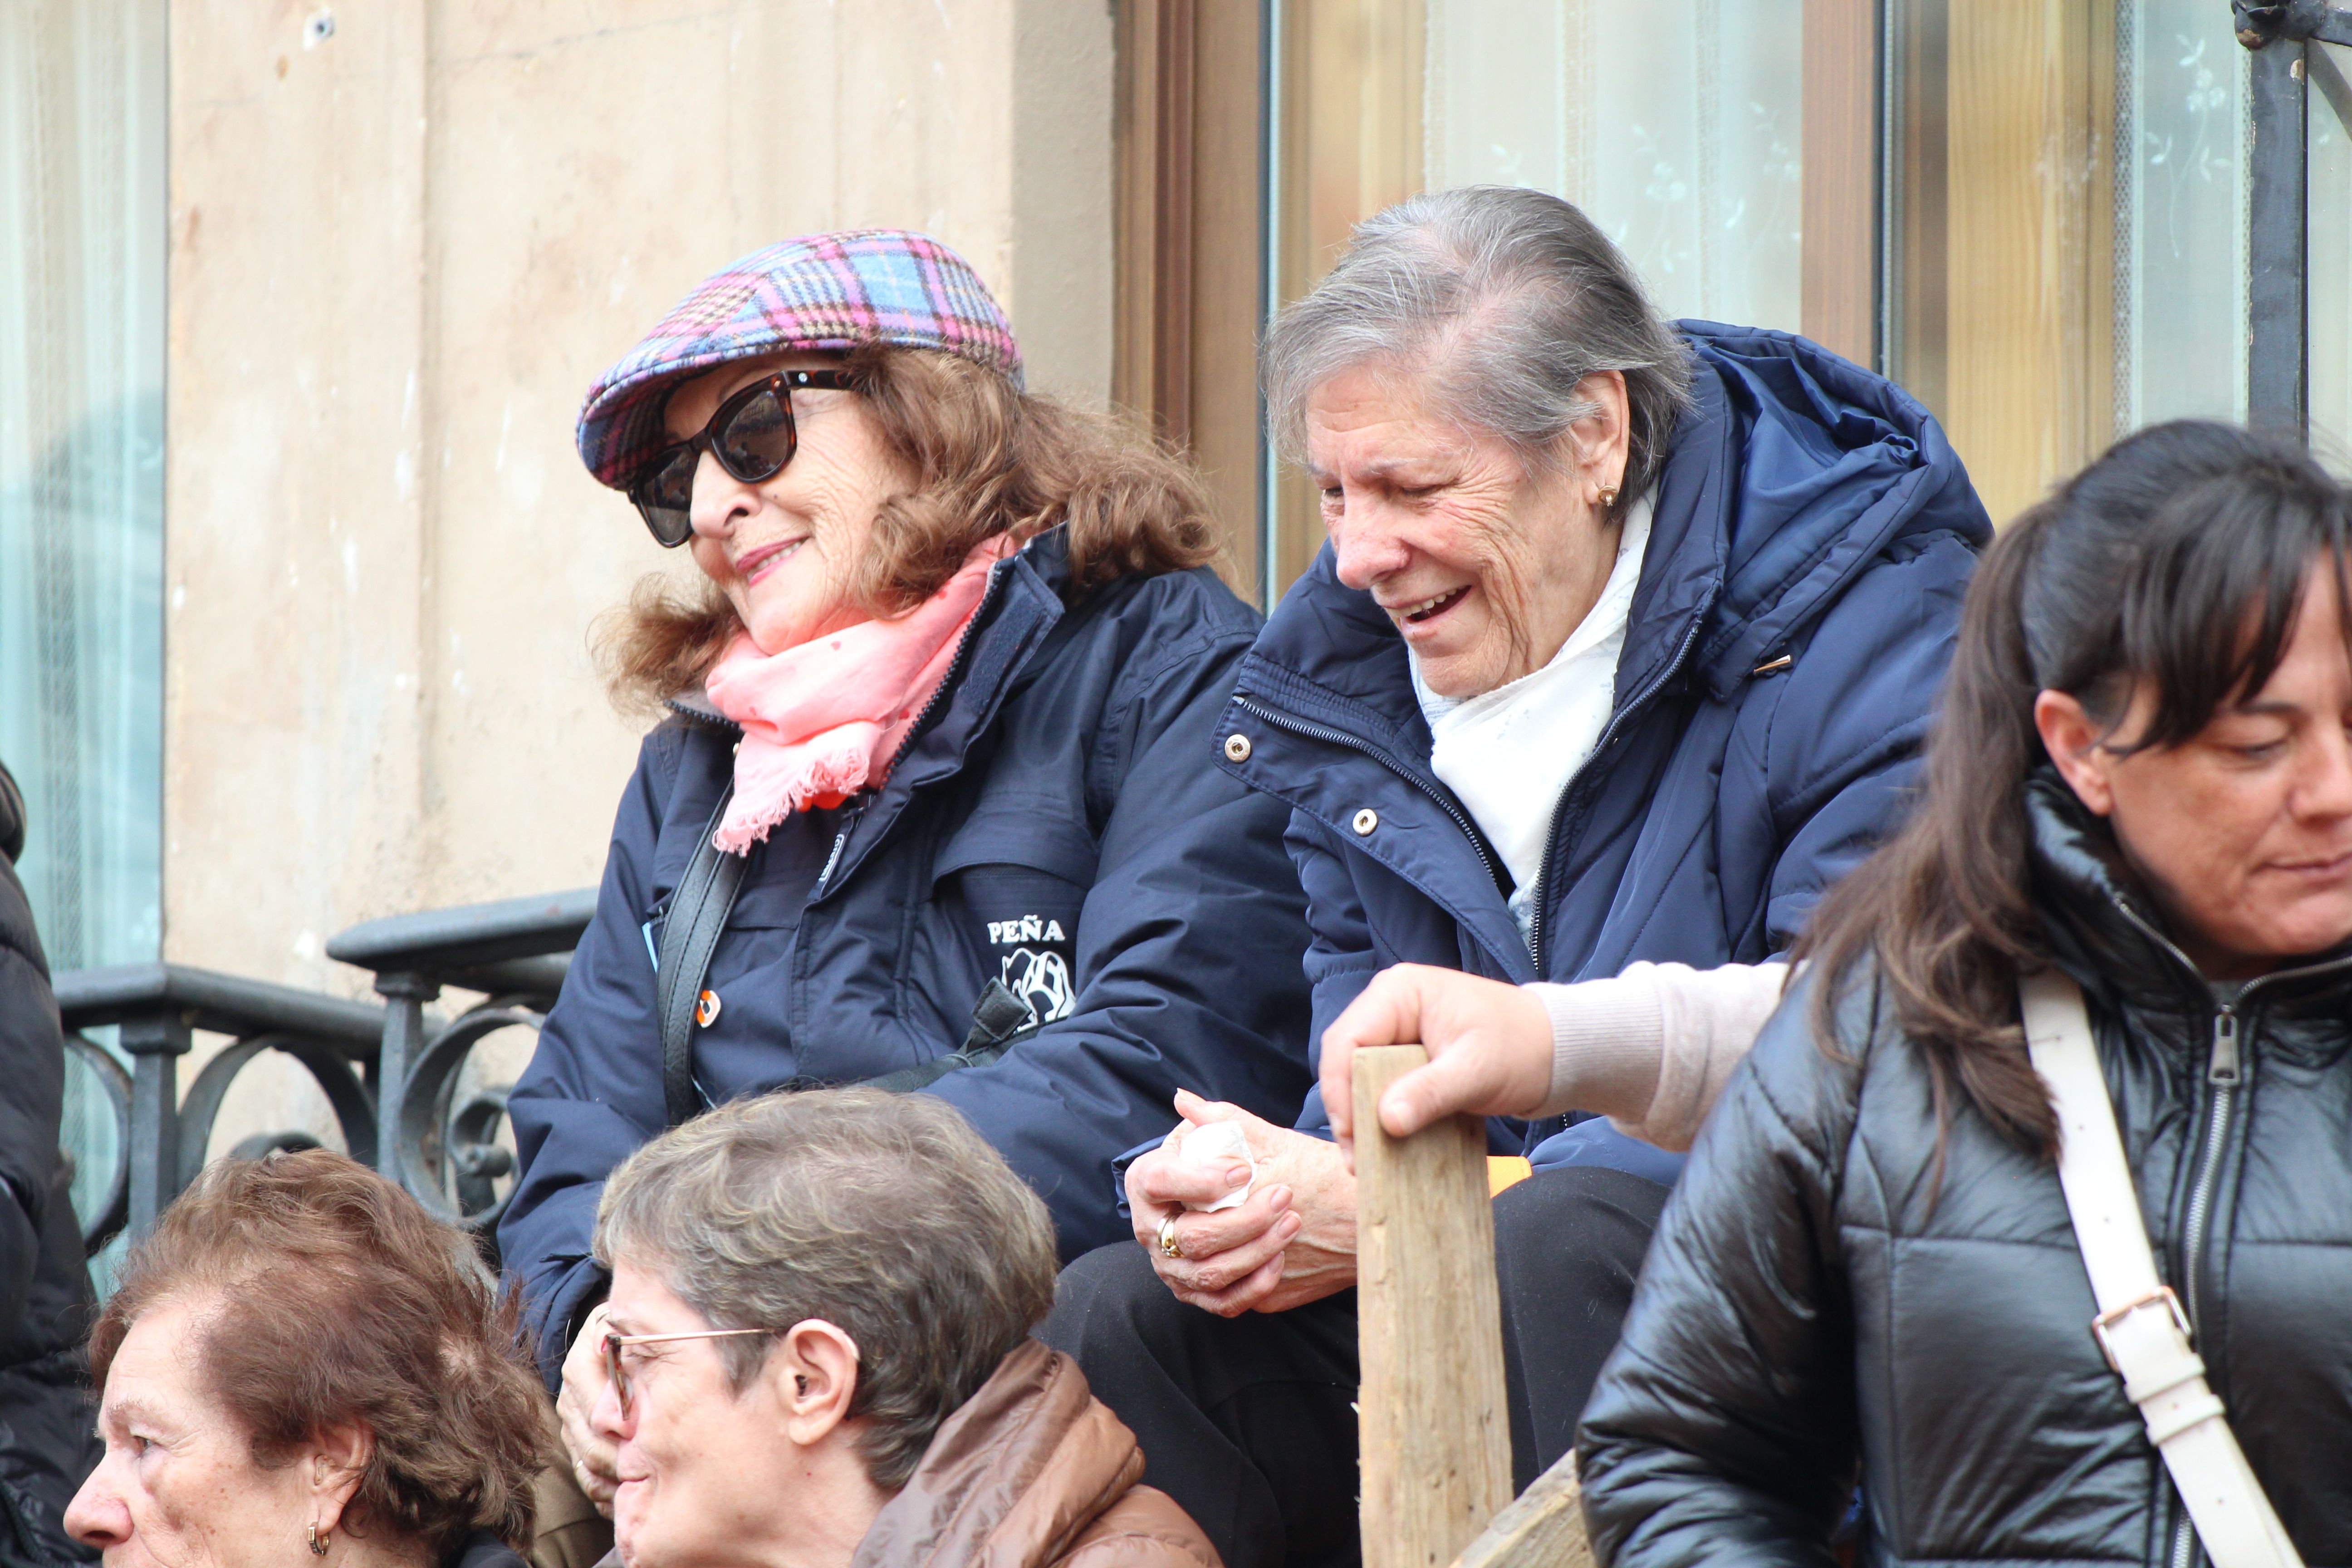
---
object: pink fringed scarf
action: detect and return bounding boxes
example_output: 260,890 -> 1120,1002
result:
703,538 -> 1015,855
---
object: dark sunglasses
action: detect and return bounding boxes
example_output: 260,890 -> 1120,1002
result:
628,368 -> 853,548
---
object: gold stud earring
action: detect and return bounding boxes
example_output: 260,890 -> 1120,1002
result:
308,1523 -> 329,1557
1597,483 -> 1620,508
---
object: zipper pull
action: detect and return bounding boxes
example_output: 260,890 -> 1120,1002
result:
814,830 -> 848,896
813,799 -> 870,897
2209,1006 -> 2242,1086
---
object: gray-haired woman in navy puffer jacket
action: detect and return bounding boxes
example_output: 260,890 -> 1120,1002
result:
1580,424 -> 2352,1566
1045,185 -> 1988,1568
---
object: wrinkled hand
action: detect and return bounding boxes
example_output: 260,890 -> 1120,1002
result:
557,1301 -> 619,1517
1322,964 -> 1554,1169
1127,1090 -> 1360,1317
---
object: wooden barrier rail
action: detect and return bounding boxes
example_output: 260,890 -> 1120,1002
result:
1351,1044 -> 1596,1568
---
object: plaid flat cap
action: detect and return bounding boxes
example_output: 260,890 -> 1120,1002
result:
577,229 -> 1023,490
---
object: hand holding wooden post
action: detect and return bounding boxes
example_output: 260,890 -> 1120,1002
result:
1351,1044 -> 1596,1568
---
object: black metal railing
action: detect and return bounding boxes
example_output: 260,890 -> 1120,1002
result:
326,888 -> 595,1238
56,887 -> 596,1257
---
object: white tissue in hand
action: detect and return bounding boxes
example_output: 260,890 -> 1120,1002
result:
1176,1121 -> 1256,1212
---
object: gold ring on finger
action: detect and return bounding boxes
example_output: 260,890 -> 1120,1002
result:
1156,1214 -> 1184,1260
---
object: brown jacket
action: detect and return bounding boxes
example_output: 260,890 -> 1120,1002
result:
851,1340 -> 1220,1568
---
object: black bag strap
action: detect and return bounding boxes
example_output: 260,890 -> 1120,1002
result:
656,787 -> 749,1127
860,980 -> 1040,1094
656,792 -> 1041,1123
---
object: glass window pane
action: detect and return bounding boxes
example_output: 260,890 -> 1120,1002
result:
0,0 -> 166,973
2112,0 -> 2250,429
2310,40 -> 2352,459
1421,0 -> 1806,332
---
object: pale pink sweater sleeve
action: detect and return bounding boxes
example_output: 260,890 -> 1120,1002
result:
1524,960 -> 1791,1152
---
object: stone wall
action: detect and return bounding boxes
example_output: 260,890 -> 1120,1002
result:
161,0 -> 1112,1151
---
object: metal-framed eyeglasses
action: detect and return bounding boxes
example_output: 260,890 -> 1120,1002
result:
602,1327 -> 770,1420
627,368 -> 852,548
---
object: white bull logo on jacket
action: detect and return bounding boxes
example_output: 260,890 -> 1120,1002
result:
1000,946 -> 1076,1027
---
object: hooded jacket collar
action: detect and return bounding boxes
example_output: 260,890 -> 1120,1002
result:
849,1340 -> 1150,1568
1237,321 -> 1984,741
2026,768 -> 2352,1046
1220,323 -> 1989,974
2026,768 -> 2212,1024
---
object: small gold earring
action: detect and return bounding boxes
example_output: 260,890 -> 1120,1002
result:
1597,483 -> 1620,508
308,1523 -> 329,1557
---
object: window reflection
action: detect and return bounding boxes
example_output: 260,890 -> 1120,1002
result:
1421,0 -> 1806,332
0,0 -> 166,970
2115,0 -> 2250,429
2310,41 -> 2352,461
1886,0 -> 1948,417
0,0 -> 165,1284
1888,0 -> 2260,518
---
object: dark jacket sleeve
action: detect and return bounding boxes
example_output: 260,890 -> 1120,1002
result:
499,730 -> 683,1387
0,853 -> 62,1339
927,632 -> 1314,1258
1576,969 -> 1865,1566
1752,531 -> 1975,951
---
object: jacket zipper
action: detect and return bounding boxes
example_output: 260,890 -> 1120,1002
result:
2173,1000 -> 2236,1568
883,562 -> 1011,779
1233,696 -> 1509,900
1526,617 -> 1710,970
813,801 -> 863,898
2100,895 -> 2352,1568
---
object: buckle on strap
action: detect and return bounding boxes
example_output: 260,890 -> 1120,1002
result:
2090,1285 -> 2192,1373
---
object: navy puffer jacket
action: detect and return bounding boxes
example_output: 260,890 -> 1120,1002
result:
502,531 -> 1313,1384
1218,324 -> 1990,1158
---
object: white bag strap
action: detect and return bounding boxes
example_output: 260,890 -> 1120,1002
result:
2019,970 -> 2304,1568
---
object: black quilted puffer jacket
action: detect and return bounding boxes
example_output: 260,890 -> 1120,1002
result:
0,763 -> 98,1567
1579,772 -> 2352,1568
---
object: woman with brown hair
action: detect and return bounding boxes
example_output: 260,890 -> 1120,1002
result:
498,232 -> 1313,1519
1556,422 -> 2352,1564
65,1151 -> 547,1568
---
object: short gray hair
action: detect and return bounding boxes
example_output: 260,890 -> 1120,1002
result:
593,1089 -> 1057,1493
1264,186 -> 1694,508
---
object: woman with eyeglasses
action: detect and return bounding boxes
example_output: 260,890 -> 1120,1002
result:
585,1088 -> 1217,1568
498,231 -> 1313,1532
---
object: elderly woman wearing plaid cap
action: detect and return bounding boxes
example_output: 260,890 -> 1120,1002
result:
499,231 -> 1312,1524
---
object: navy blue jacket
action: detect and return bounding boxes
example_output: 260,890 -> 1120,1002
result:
1219,323 -> 1989,1156
502,532 -> 1314,1384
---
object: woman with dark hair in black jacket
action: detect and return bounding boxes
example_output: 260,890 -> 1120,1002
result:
1574,423 -> 2352,1567
0,760 -> 99,1568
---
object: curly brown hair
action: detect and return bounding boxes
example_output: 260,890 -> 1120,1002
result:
88,1151 -> 548,1558
595,343 -> 1225,709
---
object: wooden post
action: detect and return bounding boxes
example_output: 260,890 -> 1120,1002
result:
1354,1045 -> 1514,1568
1450,1454 -> 1596,1568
